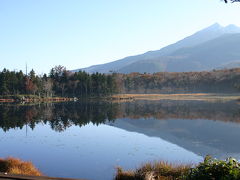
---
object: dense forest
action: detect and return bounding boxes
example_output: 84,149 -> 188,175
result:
0,65 -> 118,97
119,68 -> 240,93
1,66 -> 240,97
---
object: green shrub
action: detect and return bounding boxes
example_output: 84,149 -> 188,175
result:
187,155 -> 240,180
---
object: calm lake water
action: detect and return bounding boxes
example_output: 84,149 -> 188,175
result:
1,99 -> 240,180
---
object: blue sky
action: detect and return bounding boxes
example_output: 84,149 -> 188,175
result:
0,0 -> 240,74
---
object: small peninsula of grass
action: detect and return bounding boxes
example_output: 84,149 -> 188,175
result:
0,157 -> 42,176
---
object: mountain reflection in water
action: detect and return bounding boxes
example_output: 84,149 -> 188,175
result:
1,99 -> 240,179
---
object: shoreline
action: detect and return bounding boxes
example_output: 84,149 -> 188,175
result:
1,156 -> 240,180
110,93 -> 240,102
0,96 -> 76,103
0,93 -> 240,103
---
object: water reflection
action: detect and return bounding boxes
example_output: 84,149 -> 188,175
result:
0,101 -> 119,132
1,100 -> 240,132
1,100 -> 240,179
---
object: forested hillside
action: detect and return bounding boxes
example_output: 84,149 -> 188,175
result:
118,68 -> 240,93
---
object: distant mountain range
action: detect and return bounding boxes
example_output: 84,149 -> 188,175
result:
73,23 -> 240,73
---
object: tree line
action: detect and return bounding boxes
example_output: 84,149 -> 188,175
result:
118,68 -> 240,93
2,66 -> 240,97
0,65 -> 118,97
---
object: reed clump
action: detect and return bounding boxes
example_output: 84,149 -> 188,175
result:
0,157 -> 42,176
115,161 -> 190,180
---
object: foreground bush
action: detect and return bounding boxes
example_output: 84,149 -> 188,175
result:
188,156 -> 240,180
115,156 -> 240,180
0,157 -> 42,176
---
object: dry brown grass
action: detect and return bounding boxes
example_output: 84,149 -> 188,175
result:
0,157 -> 42,176
115,167 -> 135,180
115,161 -> 190,180
112,93 -> 240,102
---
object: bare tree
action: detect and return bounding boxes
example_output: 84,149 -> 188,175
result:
43,79 -> 53,97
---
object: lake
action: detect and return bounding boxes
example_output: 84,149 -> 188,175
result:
1,99 -> 240,180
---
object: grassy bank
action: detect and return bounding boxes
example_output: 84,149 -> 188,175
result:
1,156 -> 240,180
1,93 -> 239,103
111,93 -> 240,102
0,95 -> 76,103
115,156 -> 240,180
115,162 -> 190,180
0,157 -> 42,176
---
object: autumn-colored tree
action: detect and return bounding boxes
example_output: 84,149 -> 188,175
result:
25,77 -> 36,94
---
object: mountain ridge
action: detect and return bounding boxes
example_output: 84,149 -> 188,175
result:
73,23 -> 240,73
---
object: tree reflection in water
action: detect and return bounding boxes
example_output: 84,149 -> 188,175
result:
0,100 -> 240,132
